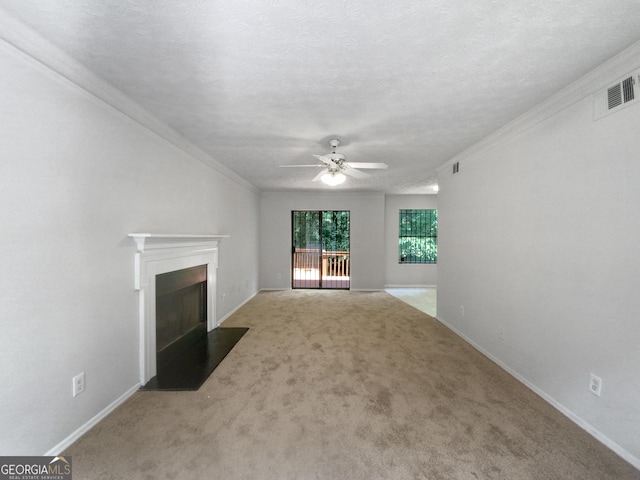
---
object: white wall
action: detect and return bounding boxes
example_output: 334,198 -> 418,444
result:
0,34 -> 259,454
437,47 -> 640,465
260,192 -> 385,290
384,195 -> 437,287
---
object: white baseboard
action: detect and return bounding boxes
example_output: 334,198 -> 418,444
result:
45,383 -> 140,456
258,288 -> 387,292
435,315 -> 640,471
385,284 -> 437,289
218,291 -> 259,325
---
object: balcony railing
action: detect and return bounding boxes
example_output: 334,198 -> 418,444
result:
292,248 -> 350,288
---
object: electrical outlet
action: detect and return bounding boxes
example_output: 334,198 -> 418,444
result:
460,305 -> 465,317
276,273 -> 282,280
499,328 -> 506,341
72,372 -> 85,397
589,374 -> 602,397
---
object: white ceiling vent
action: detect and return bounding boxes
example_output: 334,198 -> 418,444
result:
594,70 -> 640,119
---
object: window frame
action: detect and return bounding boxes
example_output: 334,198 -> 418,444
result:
398,209 -> 438,264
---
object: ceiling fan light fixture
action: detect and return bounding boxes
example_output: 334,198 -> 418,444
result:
321,171 -> 346,186
279,136 -> 386,184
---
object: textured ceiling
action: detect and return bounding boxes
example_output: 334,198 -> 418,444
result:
3,1 -> 640,193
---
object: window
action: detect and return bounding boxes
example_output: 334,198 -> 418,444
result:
399,209 -> 437,264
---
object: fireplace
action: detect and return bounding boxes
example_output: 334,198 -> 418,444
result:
155,264 -> 207,368
129,234 -> 228,384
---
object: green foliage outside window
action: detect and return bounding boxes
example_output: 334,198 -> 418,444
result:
292,211 -> 350,252
399,209 -> 437,264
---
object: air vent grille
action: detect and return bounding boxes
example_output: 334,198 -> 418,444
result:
608,84 -> 622,109
623,76 -> 635,103
595,70 -> 639,120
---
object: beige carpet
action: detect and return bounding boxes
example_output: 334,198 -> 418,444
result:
66,290 -> 640,479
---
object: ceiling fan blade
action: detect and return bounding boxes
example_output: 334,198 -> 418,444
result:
344,162 -> 388,169
342,167 -> 370,179
313,155 -> 339,168
278,164 -> 323,168
312,170 -> 327,182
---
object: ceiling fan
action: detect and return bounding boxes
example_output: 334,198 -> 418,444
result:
279,138 -> 388,185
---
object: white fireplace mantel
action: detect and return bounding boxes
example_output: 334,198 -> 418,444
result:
128,233 -> 229,384
129,233 -> 230,253
128,233 -> 229,290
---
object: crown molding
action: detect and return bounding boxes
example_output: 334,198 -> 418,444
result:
437,39 -> 640,174
261,190 -> 386,199
0,8 -> 259,193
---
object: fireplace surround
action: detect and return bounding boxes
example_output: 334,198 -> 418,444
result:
129,234 -> 228,384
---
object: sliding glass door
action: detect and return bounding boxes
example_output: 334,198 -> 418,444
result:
291,211 -> 350,289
